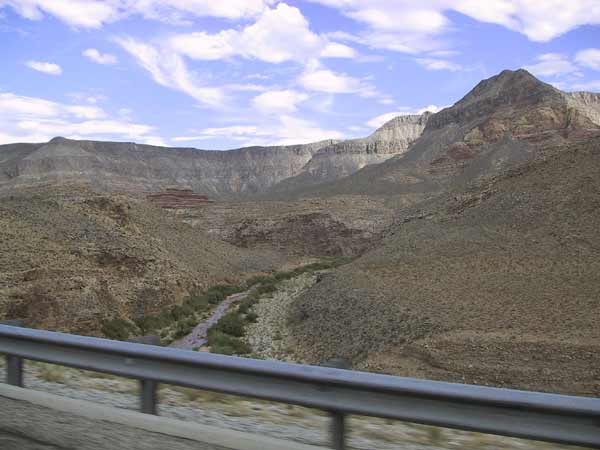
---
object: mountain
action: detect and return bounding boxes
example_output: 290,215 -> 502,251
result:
281,70 -> 600,395
293,69 -> 600,199
264,113 -> 430,197
0,138 -> 334,199
0,113 -> 430,199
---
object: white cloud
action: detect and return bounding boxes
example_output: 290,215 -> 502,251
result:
0,92 -> 159,144
570,80 -> 600,91
16,119 -> 154,138
168,3 -> 355,63
575,48 -> 600,71
320,42 -> 357,58
226,83 -> 268,92
25,60 -> 62,75
0,0 -> 271,28
68,93 -> 108,104
173,126 -> 265,142
366,105 -> 443,128
299,64 -> 377,97
252,89 -> 308,114
300,68 -> 359,93
273,115 -> 343,145
416,57 -> 463,71
83,48 -> 117,64
140,135 -> 168,146
3,0 -> 118,28
525,53 -> 580,77
310,0 -> 600,50
173,115 -> 343,147
115,37 -> 225,108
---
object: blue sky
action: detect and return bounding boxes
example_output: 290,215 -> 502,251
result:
1,0 -> 599,149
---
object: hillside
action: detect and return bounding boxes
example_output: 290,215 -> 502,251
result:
0,185 -> 283,335
286,136 -> 600,396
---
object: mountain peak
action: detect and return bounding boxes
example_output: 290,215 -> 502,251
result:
457,68 -> 559,108
48,136 -> 71,144
425,68 -> 562,132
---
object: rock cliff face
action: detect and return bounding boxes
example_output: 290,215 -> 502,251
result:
265,113 -> 430,197
0,139 -> 336,199
147,188 -> 213,209
567,91 -> 600,125
180,196 -> 396,257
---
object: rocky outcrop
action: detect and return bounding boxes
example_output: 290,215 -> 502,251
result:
181,196 -> 396,257
566,91 -> 600,125
147,188 -> 213,209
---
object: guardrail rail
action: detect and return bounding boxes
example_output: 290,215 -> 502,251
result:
1,324 -> 599,449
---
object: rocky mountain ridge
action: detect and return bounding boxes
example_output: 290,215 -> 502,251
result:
0,112 -> 430,199
294,69 -> 600,199
265,113 -> 430,197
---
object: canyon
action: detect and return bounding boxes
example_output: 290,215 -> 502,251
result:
1,69 -> 599,395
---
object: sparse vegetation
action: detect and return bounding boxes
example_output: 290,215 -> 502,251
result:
207,257 -> 351,356
101,258 -> 351,347
129,282 -> 246,343
101,317 -> 139,341
38,363 -> 67,384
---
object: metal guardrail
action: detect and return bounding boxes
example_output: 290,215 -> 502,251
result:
0,325 -> 599,449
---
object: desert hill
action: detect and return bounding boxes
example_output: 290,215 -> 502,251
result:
0,184 -> 283,335
286,136 -> 600,395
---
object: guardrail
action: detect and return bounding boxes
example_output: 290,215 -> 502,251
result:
1,324 -> 599,449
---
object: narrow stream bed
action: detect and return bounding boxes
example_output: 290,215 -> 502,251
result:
169,290 -> 250,350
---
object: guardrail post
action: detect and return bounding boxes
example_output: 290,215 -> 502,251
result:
330,411 -> 346,450
322,357 -> 350,450
2,320 -> 24,387
140,379 -> 158,415
6,355 -> 24,387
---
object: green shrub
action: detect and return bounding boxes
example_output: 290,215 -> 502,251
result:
255,283 -> 277,296
245,275 -> 275,286
184,293 -> 209,311
101,317 -> 138,341
214,311 -> 245,337
172,316 -> 197,339
208,330 -> 251,355
245,311 -> 258,323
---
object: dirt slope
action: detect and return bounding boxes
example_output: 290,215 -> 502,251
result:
286,137 -> 600,396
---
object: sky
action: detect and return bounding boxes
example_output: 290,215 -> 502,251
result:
0,1 -> 599,149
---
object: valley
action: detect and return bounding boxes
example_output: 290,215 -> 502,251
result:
1,69 -> 599,396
